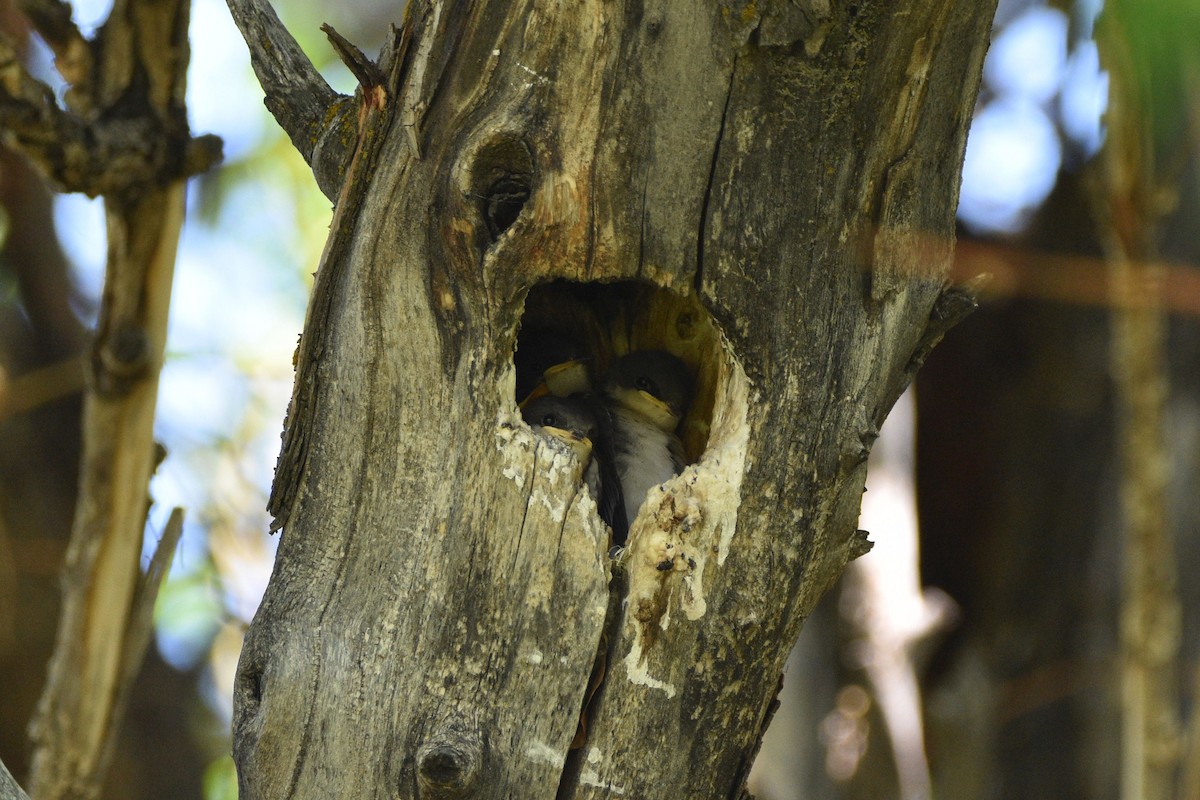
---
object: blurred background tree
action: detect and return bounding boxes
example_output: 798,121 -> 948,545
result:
0,0 -> 1195,798
754,1 -> 1200,799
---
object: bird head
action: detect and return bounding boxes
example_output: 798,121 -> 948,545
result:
603,350 -> 692,432
521,396 -> 597,463
515,326 -> 593,404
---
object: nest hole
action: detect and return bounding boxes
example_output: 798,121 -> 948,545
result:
514,280 -> 734,468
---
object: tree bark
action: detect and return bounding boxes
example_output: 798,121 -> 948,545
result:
229,0 -> 995,796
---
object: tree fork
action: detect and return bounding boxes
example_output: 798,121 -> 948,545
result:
228,0 -> 996,796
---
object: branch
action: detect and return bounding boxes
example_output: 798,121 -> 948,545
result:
0,756 -> 31,800
16,0 -> 84,54
0,33 -> 89,177
321,23 -> 384,92
0,356 -> 86,421
225,0 -> 354,198
28,181 -> 190,800
18,0 -> 211,792
1093,7 -> 1181,799
0,34 -> 221,196
15,0 -> 91,95
95,508 -> 185,785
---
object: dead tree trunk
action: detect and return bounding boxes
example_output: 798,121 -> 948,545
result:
227,0 -> 994,796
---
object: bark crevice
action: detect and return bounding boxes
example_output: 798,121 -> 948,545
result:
695,55 -> 738,296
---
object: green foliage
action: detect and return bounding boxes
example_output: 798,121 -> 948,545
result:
1100,0 -> 1199,171
202,755 -> 238,800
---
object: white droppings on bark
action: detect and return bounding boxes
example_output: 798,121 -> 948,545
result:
623,632 -> 677,698
681,566 -> 706,622
495,409 -> 534,487
535,488 -> 568,522
623,353 -> 751,629
524,741 -> 564,767
530,438 -> 583,522
611,351 -> 753,702
580,769 -> 627,795
495,409 -> 592,526
701,356 -> 752,567
516,62 -> 549,84
567,484 -> 609,553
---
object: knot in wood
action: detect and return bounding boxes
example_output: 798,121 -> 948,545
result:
93,323 -> 149,394
416,729 -> 484,797
482,175 -> 531,240
462,132 -> 534,246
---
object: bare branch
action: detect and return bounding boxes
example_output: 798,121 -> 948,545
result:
16,0 -> 84,53
94,508 -> 186,787
28,181 -> 189,800
0,35 -> 221,196
0,33 -> 91,177
20,0 -> 211,789
0,756 -> 31,800
15,0 -> 92,93
1092,8 -> 1182,799
225,0 -> 353,198
322,23 -> 384,91
0,355 -> 86,421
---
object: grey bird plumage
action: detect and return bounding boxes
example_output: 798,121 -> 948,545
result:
521,395 -> 626,538
602,350 -> 691,534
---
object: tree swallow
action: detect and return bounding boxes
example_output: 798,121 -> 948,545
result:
515,326 -> 592,406
602,350 -> 692,532
522,395 -> 627,540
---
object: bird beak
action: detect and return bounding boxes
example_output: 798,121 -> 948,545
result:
634,390 -> 682,431
543,359 -> 591,397
542,426 -> 593,462
518,359 -> 591,408
519,382 -> 551,408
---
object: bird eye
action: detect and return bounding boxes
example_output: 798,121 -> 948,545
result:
635,376 -> 652,392
541,414 -> 557,427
